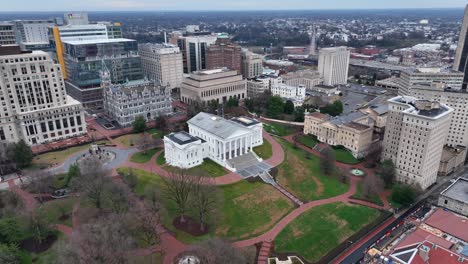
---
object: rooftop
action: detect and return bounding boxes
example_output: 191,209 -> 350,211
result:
187,112 -> 252,140
369,104 -> 389,115
425,208 -> 468,242
230,116 -> 260,127
307,112 -> 329,120
343,122 -> 371,131
440,177 -> 468,204
390,96 -> 453,119
62,38 -> 135,45
166,131 -> 201,146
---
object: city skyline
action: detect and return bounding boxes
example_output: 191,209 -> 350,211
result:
2,0 -> 468,12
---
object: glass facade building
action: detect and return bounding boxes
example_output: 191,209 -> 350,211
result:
62,38 -> 143,108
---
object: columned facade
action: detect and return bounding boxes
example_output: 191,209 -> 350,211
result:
164,112 -> 263,170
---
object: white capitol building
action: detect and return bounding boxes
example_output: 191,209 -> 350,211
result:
164,112 -> 266,175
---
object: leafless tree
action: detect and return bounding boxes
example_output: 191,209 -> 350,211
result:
0,190 -> 24,217
144,185 -> 162,213
320,146 -> 336,176
191,177 -> 219,232
365,145 -> 382,168
137,132 -> 154,155
131,205 -> 161,247
0,142 -> 15,176
72,157 -> 111,209
68,213 -> 136,264
23,171 -> 53,203
104,181 -> 130,214
362,174 -> 384,198
185,238 -> 247,264
162,169 -> 194,223
121,167 -> 138,191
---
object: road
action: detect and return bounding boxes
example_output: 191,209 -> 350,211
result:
335,165 -> 467,264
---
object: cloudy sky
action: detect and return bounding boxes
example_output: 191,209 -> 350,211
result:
3,0 -> 467,12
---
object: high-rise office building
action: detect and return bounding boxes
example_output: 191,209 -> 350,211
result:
139,43 -> 183,90
177,34 -> 218,73
0,46 -> 86,145
318,46 -> 350,86
241,50 -> 263,79
64,12 -> 89,25
180,68 -> 246,105
62,38 -> 143,108
206,36 -> 242,74
49,13 -> 122,79
453,4 -> 468,89
410,83 -> 468,148
396,68 -> 463,96
0,22 -> 16,45
382,96 -> 453,189
12,20 -> 55,51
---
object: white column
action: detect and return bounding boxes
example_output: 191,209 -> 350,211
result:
244,136 -> 248,154
250,135 -> 253,151
223,143 -> 226,161
228,141 -> 232,159
234,139 -> 238,157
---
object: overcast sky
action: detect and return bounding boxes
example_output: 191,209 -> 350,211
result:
3,0 -> 467,12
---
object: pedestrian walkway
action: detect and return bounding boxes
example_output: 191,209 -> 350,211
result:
274,184 -> 304,206
257,241 -> 273,264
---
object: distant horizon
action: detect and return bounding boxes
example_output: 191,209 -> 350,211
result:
2,0 -> 467,12
0,7 -> 465,13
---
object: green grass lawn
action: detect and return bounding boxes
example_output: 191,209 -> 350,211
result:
117,167 -> 294,243
31,140 -> 110,168
275,202 -> 381,263
276,139 -> 348,201
297,134 -> 318,149
130,148 -> 161,163
156,151 -> 166,165
253,139 -> 273,159
333,147 -> 361,165
52,173 -> 69,189
263,123 -> 296,136
37,197 -> 77,227
351,182 -> 384,206
115,129 -> 162,147
164,159 -> 227,178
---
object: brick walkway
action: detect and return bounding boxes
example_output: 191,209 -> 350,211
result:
7,179 -> 37,211
15,128 -> 393,264
122,130 -> 284,186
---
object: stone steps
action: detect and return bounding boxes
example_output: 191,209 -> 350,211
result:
275,184 -> 304,206
257,241 -> 273,264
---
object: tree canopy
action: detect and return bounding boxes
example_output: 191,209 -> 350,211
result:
13,140 -> 33,168
319,101 -> 343,116
266,95 -> 284,118
132,116 -> 147,133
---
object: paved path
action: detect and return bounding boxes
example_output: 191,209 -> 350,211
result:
7,179 -> 37,211
9,128 -> 393,264
233,177 -> 359,248
121,130 -> 284,186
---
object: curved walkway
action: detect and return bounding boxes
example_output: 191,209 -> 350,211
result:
10,128 -> 392,264
121,130 -> 285,186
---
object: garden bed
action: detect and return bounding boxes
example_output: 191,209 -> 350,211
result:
173,215 -> 209,236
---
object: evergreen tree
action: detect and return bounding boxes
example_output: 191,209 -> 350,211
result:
132,116 -> 147,133
284,100 -> 295,115
13,140 -> 33,168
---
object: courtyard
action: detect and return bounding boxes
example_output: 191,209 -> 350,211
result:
4,122 -> 392,264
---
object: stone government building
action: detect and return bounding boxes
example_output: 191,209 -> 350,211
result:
303,107 -> 386,159
103,79 -> 172,127
164,112 -> 264,174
